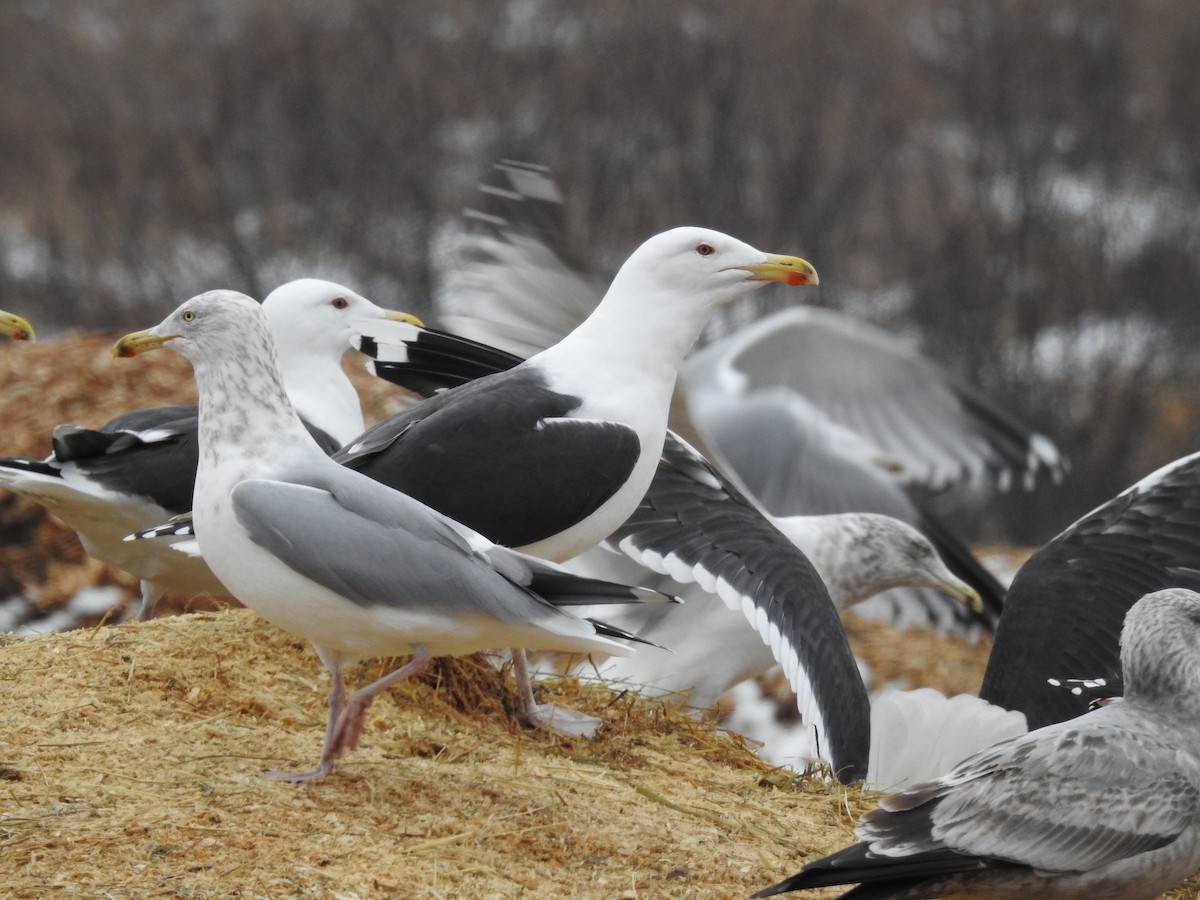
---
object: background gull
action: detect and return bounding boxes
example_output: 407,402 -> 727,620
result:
0,280 -> 419,621
113,290 -> 677,782
753,587 -> 1200,899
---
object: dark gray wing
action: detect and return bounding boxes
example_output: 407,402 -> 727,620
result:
605,431 -> 871,784
354,320 -> 526,395
980,451 -> 1200,727
50,405 -> 201,513
333,366 -> 640,548
44,404 -> 339,516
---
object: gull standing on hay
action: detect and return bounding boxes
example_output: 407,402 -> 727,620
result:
129,235 -> 878,778
753,587 -> 1200,899
0,280 -> 420,622
114,290 -> 679,782
329,227 -> 875,773
345,315 -> 982,779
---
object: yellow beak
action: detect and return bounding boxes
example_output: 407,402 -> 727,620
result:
112,329 -> 179,358
741,254 -> 819,287
384,310 -> 425,327
943,577 -> 984,614
0,311 -> 34,342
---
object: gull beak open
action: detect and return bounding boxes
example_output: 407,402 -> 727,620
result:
741,254 -> 819,287
0,311 -> 34,342
112,329 -> 179,358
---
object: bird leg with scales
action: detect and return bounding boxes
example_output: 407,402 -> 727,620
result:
511,647 -> 604,738
268,645 -> 433,782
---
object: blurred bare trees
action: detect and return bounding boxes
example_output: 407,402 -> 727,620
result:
1,0 -> 1199,541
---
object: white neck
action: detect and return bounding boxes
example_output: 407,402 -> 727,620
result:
529,276 -> 723,432
277,353 -> 364,446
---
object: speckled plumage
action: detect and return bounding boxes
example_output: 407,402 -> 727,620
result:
0,280 -> 406,623
754,588 -> 1200,899
115,290 -> 674,780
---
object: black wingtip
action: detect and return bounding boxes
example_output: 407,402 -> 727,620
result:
0,456 -> 61,477
586,618 -> 670,651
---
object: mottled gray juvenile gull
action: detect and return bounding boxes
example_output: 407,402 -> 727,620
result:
754,587 -> 1200,899
574,507 -> 981,710
113,290 -> 677,782
0,280 -> 420,621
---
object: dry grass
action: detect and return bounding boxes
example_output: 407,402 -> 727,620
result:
1,610 -> 876,898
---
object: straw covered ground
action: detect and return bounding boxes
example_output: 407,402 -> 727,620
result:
3,610 -> 876,898
1,332 -> 1198,897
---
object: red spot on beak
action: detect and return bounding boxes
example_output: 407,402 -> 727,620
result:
786,271 -> 807,287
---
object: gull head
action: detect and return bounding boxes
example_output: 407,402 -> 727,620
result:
262,278 -> 423,361
1121,587 -> 1200,707
883,520 -> 983,612
0,310 -> 34,342
609,226 -> 818,316
113,290 -> 269,362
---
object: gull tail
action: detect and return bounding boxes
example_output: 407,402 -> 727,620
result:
867,688 -> 1027,790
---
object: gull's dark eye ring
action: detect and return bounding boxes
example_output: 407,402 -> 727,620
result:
696,242 -> 716,256
332,297 -> 349,309
181,310 -> 196,322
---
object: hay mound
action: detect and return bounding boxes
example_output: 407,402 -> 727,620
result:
1,610 -> 877,898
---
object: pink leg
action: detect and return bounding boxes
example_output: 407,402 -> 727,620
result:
267,666 -> 347,783
268,646 -> 431,783
326,646 -> 432,759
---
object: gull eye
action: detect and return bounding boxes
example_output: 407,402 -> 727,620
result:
181,310 -> 196,322
332,297 -> 349,310
695,242 -> 716,257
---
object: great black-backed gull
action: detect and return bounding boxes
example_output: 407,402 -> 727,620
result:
114,291 -> 678,782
